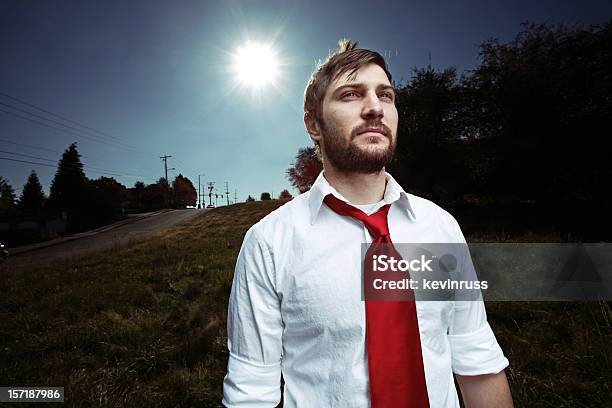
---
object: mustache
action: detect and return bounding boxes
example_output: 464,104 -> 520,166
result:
352,122 -> 392,138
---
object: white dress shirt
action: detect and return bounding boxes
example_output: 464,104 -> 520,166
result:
222,171 -> 509,407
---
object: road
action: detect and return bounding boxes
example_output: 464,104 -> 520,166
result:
1,209 -> 205,271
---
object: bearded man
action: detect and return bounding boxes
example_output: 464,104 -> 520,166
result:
222,39 -> 513,408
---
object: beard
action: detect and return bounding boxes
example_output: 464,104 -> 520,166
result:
319,120 -> 396,174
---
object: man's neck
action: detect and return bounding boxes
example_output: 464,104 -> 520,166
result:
322,164 -> 387,205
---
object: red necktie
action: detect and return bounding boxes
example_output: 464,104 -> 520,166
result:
324,194 -> 430,408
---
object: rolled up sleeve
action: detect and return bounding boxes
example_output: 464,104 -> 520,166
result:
448,304 -> 509,375
447,219 -> 509,376
222,226 -> 283,407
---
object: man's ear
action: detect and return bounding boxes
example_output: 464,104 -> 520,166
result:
304,112 -> 322,144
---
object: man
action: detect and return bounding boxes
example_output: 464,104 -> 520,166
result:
222,39 -> 513,407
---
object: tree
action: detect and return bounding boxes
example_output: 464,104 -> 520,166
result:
89,177 -> 128,224
389,66 -> 464,201
260,192 -> 272,201
462,21 -> 612,203
287,147 -> 323,193
172,174 -> 197,208
18,170 -> 45,216
279,189 -> 293,200
0,176 -> 16,213
48,143 -> 91,231
142,182 -> 165,210
246,195 -> 255,202
130,181 -> 146,209
157,177 -> 170,207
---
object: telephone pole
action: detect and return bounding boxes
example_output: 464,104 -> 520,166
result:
160,155 -> 173,207
207,182 -> 215,207
234,189 -> 238,204
224,182 -> 230,206
198,173 -> 205,208
160,155 -> 172,182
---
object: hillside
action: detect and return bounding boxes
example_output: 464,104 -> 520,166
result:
1,200 -> 610,407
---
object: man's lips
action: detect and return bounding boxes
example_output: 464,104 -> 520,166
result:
357,128 -> 388,137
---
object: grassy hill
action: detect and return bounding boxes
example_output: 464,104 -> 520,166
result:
1,200 -> 610,407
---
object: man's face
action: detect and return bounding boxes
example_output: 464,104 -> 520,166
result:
317,63 -> 398,173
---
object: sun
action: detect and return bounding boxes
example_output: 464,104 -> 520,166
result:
232,42 -> 280,88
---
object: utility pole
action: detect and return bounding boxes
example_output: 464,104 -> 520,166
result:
225,181 -> 230,206
234,189 -> 237,204
198,173 -> 205,208
160,155 -> 172,182
160,155 -> 173,207
207,182 -> 215,207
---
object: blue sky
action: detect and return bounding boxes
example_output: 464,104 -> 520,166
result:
1,0 -> 610,202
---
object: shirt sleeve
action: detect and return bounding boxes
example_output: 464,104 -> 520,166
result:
222,226 -> 283,407
446,218 -> 509,376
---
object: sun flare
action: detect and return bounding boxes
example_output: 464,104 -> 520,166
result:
232,42 -> 279,88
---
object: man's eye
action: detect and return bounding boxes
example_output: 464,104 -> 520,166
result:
342,91 -> 358,98
380,92 -> 394,100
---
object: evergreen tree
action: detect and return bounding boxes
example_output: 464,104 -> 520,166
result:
18,170 -> 45,216
48,143 -> 91,231
0,176 -> 16,212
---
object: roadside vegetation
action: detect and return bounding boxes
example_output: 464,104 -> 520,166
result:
1,200 -> 610,407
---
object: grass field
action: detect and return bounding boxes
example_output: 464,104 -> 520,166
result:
1,200 -> 610,407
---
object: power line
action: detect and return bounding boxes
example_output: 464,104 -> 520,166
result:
0,107 -> 131,149
0,156 -> 58,169
0,155 -> 117,177
0,93 -> 207,182
0,149 -> 153,180
1,149 -> 57,163
0,91 -> 133,146
0,101 -> 136,149
0,138 -> 62,155
0,93 -> 205,186
0,156 -> 134,179
0,139 -> 156,182
172,157 -> 199,180
1,156 -> 158,183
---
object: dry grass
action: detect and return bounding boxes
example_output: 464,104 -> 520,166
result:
1,199 -> 610,407
0,200 -> 282,407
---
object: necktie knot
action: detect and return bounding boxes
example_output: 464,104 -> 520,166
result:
323,194 -> 391,241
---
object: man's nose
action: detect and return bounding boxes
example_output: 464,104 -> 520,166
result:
361,92 -> 384,119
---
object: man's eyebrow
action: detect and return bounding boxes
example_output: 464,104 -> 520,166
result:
332,83 -> 396,96
379,85 -> 396,95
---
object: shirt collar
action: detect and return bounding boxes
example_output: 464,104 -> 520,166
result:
308,171 -> 416,225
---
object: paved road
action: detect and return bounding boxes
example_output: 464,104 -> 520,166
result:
1,209 -> 205,271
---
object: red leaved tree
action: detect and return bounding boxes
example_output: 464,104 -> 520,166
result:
172,174 -> 197,208
286,147 -> 322,193
279,189 -> 293,200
